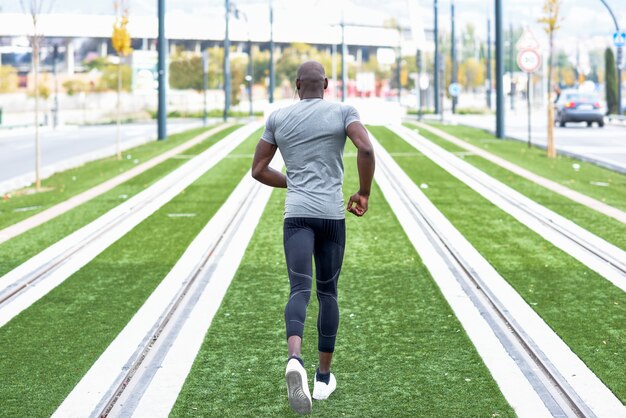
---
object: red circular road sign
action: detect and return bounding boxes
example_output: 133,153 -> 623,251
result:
517,49 -> 542,73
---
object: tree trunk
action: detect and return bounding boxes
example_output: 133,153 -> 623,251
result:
546,32 -> 556,158
116,60 -> 122,160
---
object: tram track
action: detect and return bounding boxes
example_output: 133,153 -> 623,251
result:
369,131 -> 625,417
388,124 -> 626,292
54,155 -> 283,417
0,122 -> 263,328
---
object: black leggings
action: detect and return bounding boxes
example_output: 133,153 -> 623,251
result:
283,217 -> 346,353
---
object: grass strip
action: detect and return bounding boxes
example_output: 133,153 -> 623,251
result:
171,157 -> 514,417
371,126 -> 626,402
0,125 -> 223,230
0,125 -> 241,277
403,123 -> 626,251
0,130 -> 261,417
419,122 -> 626,212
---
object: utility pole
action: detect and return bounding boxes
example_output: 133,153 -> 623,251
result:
486,16 -> 492,109
157,0 -> 167,140
495,0 -> 505,138
434,0 -> 439,114
224,0 -> 231,121
269,0 -> 275,104
451,0 -> 457,114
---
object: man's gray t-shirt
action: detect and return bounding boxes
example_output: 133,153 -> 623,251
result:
261,98 -> 360,220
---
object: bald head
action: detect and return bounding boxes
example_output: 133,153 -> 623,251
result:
296,60 -> 328,99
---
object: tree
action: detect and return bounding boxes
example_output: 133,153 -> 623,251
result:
21,0 -> 54,189
538,0 -> 562,158
458,58 -> 485,90
605,48 -> 618,115
111,0 -> 132,160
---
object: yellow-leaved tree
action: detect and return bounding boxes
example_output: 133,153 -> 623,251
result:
112,0 -> 132,159
538,0 -> 562,158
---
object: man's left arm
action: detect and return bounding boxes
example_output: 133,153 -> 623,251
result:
251,140 -> 287,188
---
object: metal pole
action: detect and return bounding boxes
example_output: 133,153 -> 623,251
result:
495,0 -> 505,138
527,73 -> 531,148
434,0 -> 439,114
224,0 -> 231,121
53,44 -> 59,128
487,17 -> 492,109
157,0 -> 167,140
396,47 -> 401,103
510,21 -> 515,111
599,0 -> 621,114
451,0 -> 457,114
203,49 -> 208,126
417,49 -> 422,120
269,0 -> 275,104
341,17 -> 347,102
248,39 -> 253,117
439,53 -> 445,122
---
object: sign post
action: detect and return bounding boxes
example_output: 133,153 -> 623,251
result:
517,47 -> 541,149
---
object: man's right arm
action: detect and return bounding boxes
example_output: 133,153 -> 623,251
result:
346,121 -> 375,217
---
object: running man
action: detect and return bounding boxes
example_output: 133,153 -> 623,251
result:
251,60 -> 375,414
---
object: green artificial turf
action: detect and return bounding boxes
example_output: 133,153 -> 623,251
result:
370,126 -> 626,403
0,125 -> 224,230
171,157 -> 514,416
418,122 -> 626,212
0,125 -> 241,277
0,130 -> 261,417
401,123 -> 626,251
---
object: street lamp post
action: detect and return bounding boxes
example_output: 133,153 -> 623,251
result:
451,0 -> 457,114
434,0 -> 439,114
495,0 -> 505,138
599,0 -> 622,115
341,16 -> 347,102
269,0 -> 275,104
157,0 -> 167,140
223,0 -> 231,121
486,16 -> 492,110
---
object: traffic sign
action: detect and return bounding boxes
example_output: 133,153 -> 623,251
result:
516,27 -> 541,51
448,83 -> 461,97
613,31 -> 626,47
517,49 -> 542,73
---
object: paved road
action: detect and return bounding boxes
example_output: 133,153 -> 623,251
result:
435,110 -> 626,173
0,120 -> 206,194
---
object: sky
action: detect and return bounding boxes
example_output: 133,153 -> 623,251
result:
1,0 -> 625,54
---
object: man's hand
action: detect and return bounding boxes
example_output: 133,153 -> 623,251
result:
347,192 -> 369,217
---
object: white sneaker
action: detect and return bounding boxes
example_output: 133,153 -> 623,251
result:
312,372 -> 337,400
285,358 -> 312,414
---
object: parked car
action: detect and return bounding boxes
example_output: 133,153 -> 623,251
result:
554,90 -> 604,127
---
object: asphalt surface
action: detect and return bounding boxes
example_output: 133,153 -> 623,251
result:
438,111 -> 626,173
0,120 -> 204,194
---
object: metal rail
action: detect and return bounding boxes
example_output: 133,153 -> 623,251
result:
376,148 -> 595,417
393,125 -> 626,281
98,179 -> 263,417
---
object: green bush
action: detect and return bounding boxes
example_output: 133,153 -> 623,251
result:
0,66 -> 18,93
97,64 -> 132,92
62,79 -> 89,96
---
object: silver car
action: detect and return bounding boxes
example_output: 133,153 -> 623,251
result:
554,90 -> 605,128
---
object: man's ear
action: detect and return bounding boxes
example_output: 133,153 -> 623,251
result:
296,79 -> 301,90
324,78 -> 328,89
